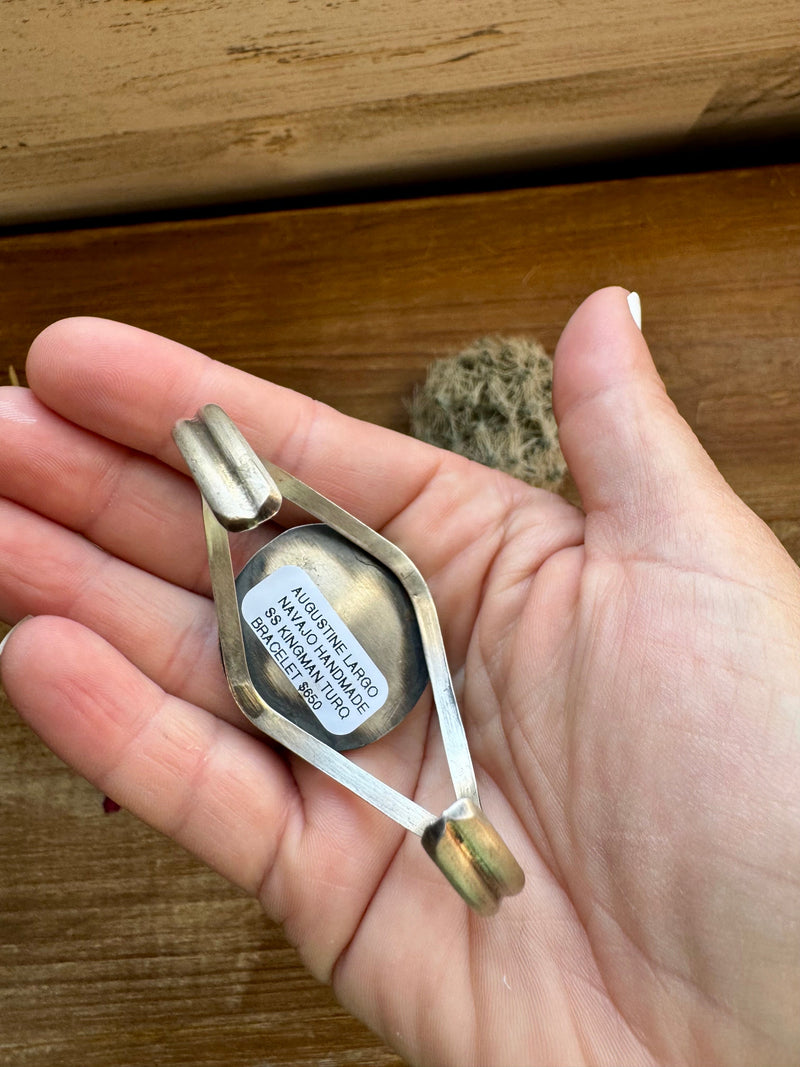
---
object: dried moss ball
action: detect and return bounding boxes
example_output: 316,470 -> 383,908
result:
409,336 -> 566,489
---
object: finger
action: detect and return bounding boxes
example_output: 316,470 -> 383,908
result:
553,287 -> 746,561
25,317 -> 443,533
0,496 -> 241,724
0,387 -> 272,596
0,615 -> 297,895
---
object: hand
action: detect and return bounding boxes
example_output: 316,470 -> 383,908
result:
2,288 -> 798,1066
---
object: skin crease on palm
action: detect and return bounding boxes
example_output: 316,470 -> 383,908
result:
0,287 -> 798,1066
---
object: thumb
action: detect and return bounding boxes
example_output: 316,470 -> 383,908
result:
553,286 -> 744,561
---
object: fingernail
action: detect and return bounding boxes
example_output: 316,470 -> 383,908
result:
0,615 -> 34,659
626,291 -> 642,330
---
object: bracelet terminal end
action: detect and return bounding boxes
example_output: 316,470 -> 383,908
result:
173,404 -> 282,532
422,798 -> 525,917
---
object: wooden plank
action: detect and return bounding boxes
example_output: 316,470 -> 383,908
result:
1,164 -> 799,1065
2,0 -> 799,222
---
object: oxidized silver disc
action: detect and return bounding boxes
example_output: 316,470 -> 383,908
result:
235,524 -> 428,750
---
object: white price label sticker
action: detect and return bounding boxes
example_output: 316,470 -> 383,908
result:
241,565 -> 389,735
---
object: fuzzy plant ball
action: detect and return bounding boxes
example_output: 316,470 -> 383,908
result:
409,336 -> 566,489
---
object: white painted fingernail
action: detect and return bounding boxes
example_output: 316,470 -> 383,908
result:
627,291 -> 642,330
0,616 -> 33,659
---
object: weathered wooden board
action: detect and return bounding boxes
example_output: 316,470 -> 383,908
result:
1,165 -> 799,1065
2,0 -> 799,222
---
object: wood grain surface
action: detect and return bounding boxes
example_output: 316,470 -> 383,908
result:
1,164 -> 799,1065
2,0 -> 800,223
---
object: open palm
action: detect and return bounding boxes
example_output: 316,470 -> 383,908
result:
2,288 -> 798,1065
